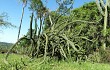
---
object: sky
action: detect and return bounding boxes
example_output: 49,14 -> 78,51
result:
0,0 -> 94,43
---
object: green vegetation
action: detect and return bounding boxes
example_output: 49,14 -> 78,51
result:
1,0 -> 110,70
5,0 -> 110,63
1,54 -> 110,70
0,42 -> 13,53
9,1 -> 109,61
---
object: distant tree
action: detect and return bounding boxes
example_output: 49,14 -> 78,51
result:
0,13 -> 14,28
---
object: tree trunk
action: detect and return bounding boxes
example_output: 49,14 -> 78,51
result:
102,0 -> 108,50
38,14 -> 42,37
17,1 -> 27,40
30,13 -> 34,39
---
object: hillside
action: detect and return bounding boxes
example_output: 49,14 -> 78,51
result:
0,42 -> 13,53
0,42 -> 13,47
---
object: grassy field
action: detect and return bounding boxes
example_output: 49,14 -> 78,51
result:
0,54 -> 110,70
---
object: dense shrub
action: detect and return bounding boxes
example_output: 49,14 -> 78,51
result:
99,47 -> 110,63
87,52 -> 101,63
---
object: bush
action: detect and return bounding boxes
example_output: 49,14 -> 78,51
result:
87,52 -> 101,63
99,47 -> 110,63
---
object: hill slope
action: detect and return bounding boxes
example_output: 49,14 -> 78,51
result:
0,42 -> 13,53
0,42 -> 13,47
